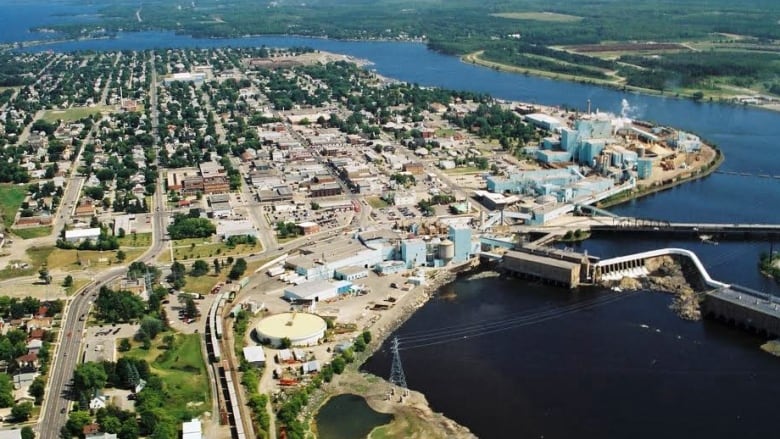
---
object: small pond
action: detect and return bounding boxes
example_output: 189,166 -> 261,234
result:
315,394 -> 393,439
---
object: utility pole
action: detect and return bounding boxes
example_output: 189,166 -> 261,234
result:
389,336 -> 408,398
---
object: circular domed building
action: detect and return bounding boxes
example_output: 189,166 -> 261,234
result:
256,312 -> 326,347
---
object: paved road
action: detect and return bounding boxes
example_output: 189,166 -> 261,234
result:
38,53 -> 168,439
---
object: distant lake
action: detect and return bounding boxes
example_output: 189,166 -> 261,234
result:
0,0 -> 100,43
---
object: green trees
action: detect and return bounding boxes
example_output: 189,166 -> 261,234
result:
167,214 -> 216,239
168,261 -> 186,290
10,402 -> 33,422
94,286 -> 146,323
228,258 -> 247,280
38,266 -> 51,285
20,426 -> 34,439
275,221 -> 300,239
73,362 -> 108,399
63,274 -> 73,288
0,374 -> 14,407
28,376 -> 46,404
139,316 -> 164,340
190,259 -> 209,277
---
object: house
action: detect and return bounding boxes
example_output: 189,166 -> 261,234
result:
26,317 -> 53,330
12,372 -> 36,390
25,339 -> 42,354
83,424 -> 100,436
15,353 -> 38,370
89,394 -> 108,410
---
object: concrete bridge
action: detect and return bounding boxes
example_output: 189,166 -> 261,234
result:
589,218 -> 780,238
596,248 -> 780,336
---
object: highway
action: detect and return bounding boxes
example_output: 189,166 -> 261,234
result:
38,53 -> 168,439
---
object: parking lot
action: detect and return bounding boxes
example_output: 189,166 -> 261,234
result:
83,323 -> 140,363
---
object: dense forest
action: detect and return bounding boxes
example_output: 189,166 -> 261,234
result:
26,0 -> 780,95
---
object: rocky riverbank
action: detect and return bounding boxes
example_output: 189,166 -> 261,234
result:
603,256 -> 702,321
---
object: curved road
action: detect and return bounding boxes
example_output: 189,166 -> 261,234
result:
38,56 -> 167,439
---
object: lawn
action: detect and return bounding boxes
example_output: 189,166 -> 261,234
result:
491,12 -> 582,22
125,333 -> 210,421
182,274 -> 222,296
366,197 -> 389,209
40,105 -> 113,123
160,238 -> 262,263
65,277 -> 91,296
42,247 -> 145,271
11,226 -> 52,240
181,255 -> 276,295
444,166 -> 484,175
117,232 -> 153,248
0,184 -> 27,228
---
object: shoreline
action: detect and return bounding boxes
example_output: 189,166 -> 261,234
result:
307,267 -> 473,438
7,31 -> 779,114
598,145 -> 724,209
460,51 -> 780,115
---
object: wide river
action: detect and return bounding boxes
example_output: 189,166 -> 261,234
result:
12,23 -> 780,438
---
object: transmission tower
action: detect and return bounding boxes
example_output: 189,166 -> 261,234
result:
144,265 -> 153,294
389,336 -> 408,397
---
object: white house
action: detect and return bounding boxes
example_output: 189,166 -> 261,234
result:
89,394 -> 107,410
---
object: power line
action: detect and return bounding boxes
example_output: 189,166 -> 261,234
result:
398,291 -> 639,351
389,336 -> 408,397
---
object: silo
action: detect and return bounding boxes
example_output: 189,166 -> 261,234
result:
439,239 -> 455,261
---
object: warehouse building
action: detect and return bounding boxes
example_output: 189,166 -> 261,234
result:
242,346 -> 266,367
283,279 -> 353,302
64,228 -> 101,243
502,250 -> 582,288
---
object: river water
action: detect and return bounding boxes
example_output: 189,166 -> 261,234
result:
10,22 -> 780,439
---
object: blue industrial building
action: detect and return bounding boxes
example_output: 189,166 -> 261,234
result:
448,225 -> 472,263
401,239 -> 427,268
637,158 -> 653,179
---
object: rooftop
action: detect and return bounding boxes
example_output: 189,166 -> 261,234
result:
256,312 -> 327,339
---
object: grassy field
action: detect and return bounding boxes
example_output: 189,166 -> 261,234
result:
491,12 -> 582,22
0,246 -> 53,281
42,247 -> 146,271
65,277 -> 92,296
40,105 -> 114,123
124,333 -> 210,421
366,197 -> 390,209
117,232 -> 153,248
0,184 -> 27,228
11,226 -> 52,240
182,255 -> 276,295
444,166 -> 483,175
159,237 -> 262,263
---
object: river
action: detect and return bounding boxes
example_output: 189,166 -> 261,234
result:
8,22 -> 780,439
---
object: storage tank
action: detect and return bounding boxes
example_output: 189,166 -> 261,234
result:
438,239 -> 455,260
637,146 -> 645,157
